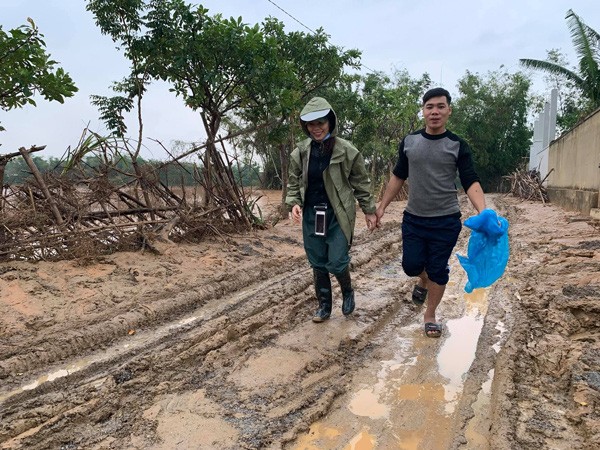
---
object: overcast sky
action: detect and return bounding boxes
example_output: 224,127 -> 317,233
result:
1,0 -> 597,159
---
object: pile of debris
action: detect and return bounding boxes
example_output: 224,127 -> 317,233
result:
0,142 -> 264,262
504,168 -> 550,203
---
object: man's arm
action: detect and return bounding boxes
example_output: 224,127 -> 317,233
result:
375,174 -> 405,225
466,181 -> 486,214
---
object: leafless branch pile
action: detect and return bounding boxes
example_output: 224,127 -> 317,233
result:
0,141 -> 264,262
504,168 -> 550,203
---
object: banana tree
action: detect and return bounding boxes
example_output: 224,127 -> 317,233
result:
520,10 -> 600,110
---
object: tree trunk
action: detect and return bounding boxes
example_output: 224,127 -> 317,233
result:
0,160 -> 5,214
279,142 -> 289,217
18,147 -> 64,226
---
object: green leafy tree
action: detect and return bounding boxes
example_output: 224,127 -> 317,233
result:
231,18 -> 361,203
90,89 -> 134,138
4,154 -> 31,183
87,0 -> 150,139
4,154 -> 64,183
0,18 -> 77,133
520,10 -> 600,122
87,2 -> 362,215
138,2 -> 270,143
452,70 -> 534,190
88,0 -> 286,226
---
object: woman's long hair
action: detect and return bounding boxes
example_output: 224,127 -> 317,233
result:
319,110 -> 336,153
321,135 -> 336,153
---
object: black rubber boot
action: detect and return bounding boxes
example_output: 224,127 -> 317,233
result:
335,267 -> 355,316
312,269 -> 332,323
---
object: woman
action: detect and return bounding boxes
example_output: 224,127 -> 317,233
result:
286,97 -> 377,323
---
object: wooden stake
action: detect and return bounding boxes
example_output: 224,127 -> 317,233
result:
18,147 -> 64,225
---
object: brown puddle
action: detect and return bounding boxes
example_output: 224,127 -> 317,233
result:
291,284 -> 495,449
293,423 -> 342,449
435,287 -> 489,423
346,429 -> 377,450
349,387 -> 390,419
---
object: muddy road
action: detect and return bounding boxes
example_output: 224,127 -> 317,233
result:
0,193 -> 598,449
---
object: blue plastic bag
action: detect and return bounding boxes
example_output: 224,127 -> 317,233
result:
456,209 -> 509,293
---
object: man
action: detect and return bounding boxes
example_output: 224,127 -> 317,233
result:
375,87 -> 485,337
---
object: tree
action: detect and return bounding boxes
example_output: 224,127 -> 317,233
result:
87,0 -> 285,227
88,0 -> 158,217
229,17 -> 361,205
451,70 -> 534,190
0,18 -> 77,133
87,0 -> 150,139
520,10 -> 600,122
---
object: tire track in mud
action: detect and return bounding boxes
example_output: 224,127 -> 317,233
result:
0,257 -> 304,383
1,222 -> 409,449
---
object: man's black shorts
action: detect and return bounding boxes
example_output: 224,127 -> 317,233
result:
401,211 -> 462,285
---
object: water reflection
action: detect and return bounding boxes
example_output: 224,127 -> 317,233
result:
22,361 -> 89,390
437,309 -> 484,413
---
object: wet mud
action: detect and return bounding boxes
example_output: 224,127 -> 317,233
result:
0,193 -> 598,449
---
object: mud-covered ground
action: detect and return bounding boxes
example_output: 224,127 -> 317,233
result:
0,192 -> 598,450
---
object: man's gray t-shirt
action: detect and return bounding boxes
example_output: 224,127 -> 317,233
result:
392,129 -> 480,217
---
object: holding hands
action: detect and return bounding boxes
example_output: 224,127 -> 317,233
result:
365,213 -> 377,231
365,206 -> 387,231
374,206 -> 385,228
